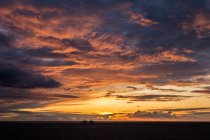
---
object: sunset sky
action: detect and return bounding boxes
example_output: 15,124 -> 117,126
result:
0,0 -> 210,121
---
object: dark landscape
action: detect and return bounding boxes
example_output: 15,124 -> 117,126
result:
1,122 -> 210,140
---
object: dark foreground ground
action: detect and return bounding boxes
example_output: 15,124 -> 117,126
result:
0,122 -> 210,140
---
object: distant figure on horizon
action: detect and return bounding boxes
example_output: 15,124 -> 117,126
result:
88,120 -> 94,125
81,120 -> 94,125
81,120 -> 88,125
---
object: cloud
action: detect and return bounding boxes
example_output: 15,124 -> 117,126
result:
192,90 -> 210,94
179,111 -> 210,121
147,107 -> 210,121
132,62 -> 210,84
63,38 -> 95,52
147,86 -> 185,92
18,0 -> 129,9
0,110 -> 96,121
0,32 -> 13,48
182,11 -> 210,39
0,0 -> 16,8
139,49 -> 196,63
0,87 -> 79,116
40,36 -> 95,52
126,86 -> 138,90
13,8 -> 40,18
0,47 -> 77,66
150,107 -> 210,112
128,11 -> 159,27
0,88 -> 78,101
26,47 -> 68,58
133,107 -> 210,120
20,58 -> 78,67
187,111 -> 210,116
115,94 -> 192,102
0,110 -> 120,121
129,110 -> 176,119
0,62 -> 61,88
0,0 -> 210,121
133,0 -> 205,22
192,86 -> 210,94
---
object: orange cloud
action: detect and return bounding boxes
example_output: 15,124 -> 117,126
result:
139,49 -> 196,63
128,12 -> 159,26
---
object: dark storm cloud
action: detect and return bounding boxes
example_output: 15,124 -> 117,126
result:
0,62 -> 60,88
129,110 -> 176,119
0,32 -> 13,48
115,94 -> 192,102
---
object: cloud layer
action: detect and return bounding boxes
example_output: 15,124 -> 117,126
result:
0,0 -> 210,121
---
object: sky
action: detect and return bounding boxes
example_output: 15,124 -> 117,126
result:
0,0 -> 210,121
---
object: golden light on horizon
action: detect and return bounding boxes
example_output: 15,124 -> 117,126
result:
98,112 -> 113,115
